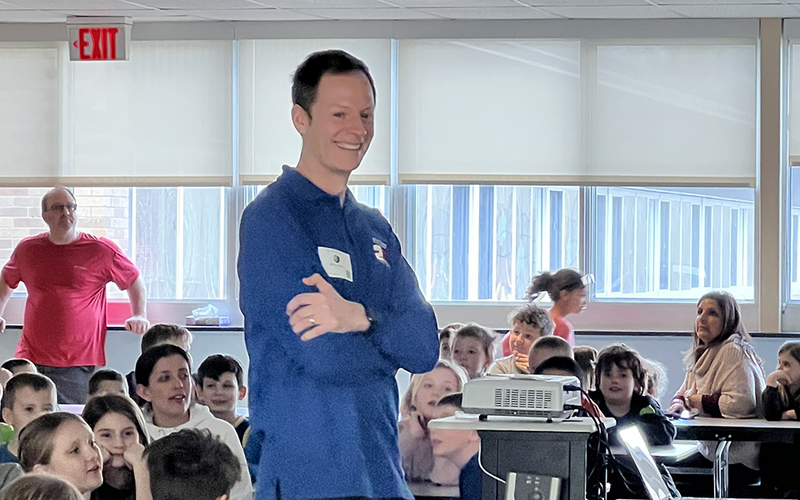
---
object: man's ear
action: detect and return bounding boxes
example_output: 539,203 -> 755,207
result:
238,386 -> 247,401
292,104 -> 310,136
136,385 -> 152,403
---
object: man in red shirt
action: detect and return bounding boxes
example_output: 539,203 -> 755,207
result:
0,187 -> 149,403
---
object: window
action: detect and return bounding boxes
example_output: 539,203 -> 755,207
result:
593,187 -> 754,301
407,185 -> 579,302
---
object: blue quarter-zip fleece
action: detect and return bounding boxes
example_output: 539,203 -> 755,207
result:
238,166 -> 439,500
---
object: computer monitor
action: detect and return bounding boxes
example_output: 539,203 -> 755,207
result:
617,425 -> 673,500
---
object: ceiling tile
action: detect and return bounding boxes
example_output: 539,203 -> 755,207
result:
539,4 -> 683,17
0,0 -> 145,9
387,0 -> 522,9
186,7 -> 324,18
0,9 -> 69,20
667,4 -> 800,17
291,6 -> 439,18
132,0 -> 273,9
526,0 -> 650,5
418,5 -> 559,18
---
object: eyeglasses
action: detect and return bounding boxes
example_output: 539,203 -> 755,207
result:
47,203 -> 77,213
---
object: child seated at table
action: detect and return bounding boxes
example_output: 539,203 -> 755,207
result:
399,359 -> 468,482
488,304 -> 552,375
527,335 -> 573,373
589,344 -> 674,447
760,341 -> 800,498
450,324 -> 495,379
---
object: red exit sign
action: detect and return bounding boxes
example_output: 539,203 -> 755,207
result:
67,17 -> 131,61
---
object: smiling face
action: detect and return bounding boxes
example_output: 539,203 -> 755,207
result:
34,420 -> 103,495
293,72 -> 375,179
137,355 -> 192,427
598,363 -> 636,410
413,367 -> 459,420
197,373 -> 244,415
695,298 -> 724,345
509,321 -> 542,357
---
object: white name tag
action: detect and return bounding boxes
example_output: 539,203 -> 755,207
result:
317,247 -> 353,282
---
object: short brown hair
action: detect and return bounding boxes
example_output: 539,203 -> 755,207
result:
2,374 -> 56,410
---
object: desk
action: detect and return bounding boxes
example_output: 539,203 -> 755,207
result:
673,418 -> 800,498
430,414 -> 613,500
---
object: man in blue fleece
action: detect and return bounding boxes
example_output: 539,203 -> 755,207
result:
238,49 -> 439,500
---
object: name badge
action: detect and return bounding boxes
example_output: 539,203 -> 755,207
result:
318,247 -> 353,282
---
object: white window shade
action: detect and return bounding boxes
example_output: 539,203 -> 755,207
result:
238,40 -> 391,185
397,40 -> 582,185
0,44 -> 61,185
67,41 -> 233,187
594,44 -> 757,188
789,44 -> 800,163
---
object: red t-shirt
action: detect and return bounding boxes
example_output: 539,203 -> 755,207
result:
2,233 -> 140,367
551,313 -> 575,346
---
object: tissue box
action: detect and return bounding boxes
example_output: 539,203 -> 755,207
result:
185,316 -> 230,326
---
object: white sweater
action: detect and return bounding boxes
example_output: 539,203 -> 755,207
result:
144,404 -> 253,500
673,334 -> 765,469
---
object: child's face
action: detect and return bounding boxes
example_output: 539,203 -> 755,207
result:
777,352 -> 800,388
93,380 -> 128,398
2,387 -> 55,434
414,368 -> 459,420
599,363 -> 636,407
452,337 -> 488,379
93,411 -> 141,469
198,373 -> 245,414
510,321 -> 541,356
35,420 -> 103,494
429,404 -> 479,461
439,336 -> 451,360
138,355 -> 192,423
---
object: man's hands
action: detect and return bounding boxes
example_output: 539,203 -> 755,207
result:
286,274 -> 371,341
125,315 -> 150,334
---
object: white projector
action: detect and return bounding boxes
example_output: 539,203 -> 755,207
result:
462,374 -> 582,421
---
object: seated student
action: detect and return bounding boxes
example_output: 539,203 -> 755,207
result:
196,355 -> 249,446
0,373 -> 57,463
1,360 -> 36,376
18,413 -> 103,500
126,324 -> 193,404
760,341 -> 800,497
399,359 -> 468,483
489,304 -> 553,375
451,324 -> 495,380
573,346 -> 598,391
146,429 -> 240,500
438,323 -> 462,361
86,370 -> 128,402
527,335 -> 573,373
641,358 -> 668,402
588,345 -> 674,447
668,292 -> 764,487
135,344 -> 252,500
428,393 -> 479,487
533,357 -> 603,418
0,473 -> 83,500
82,394 -> 149,500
